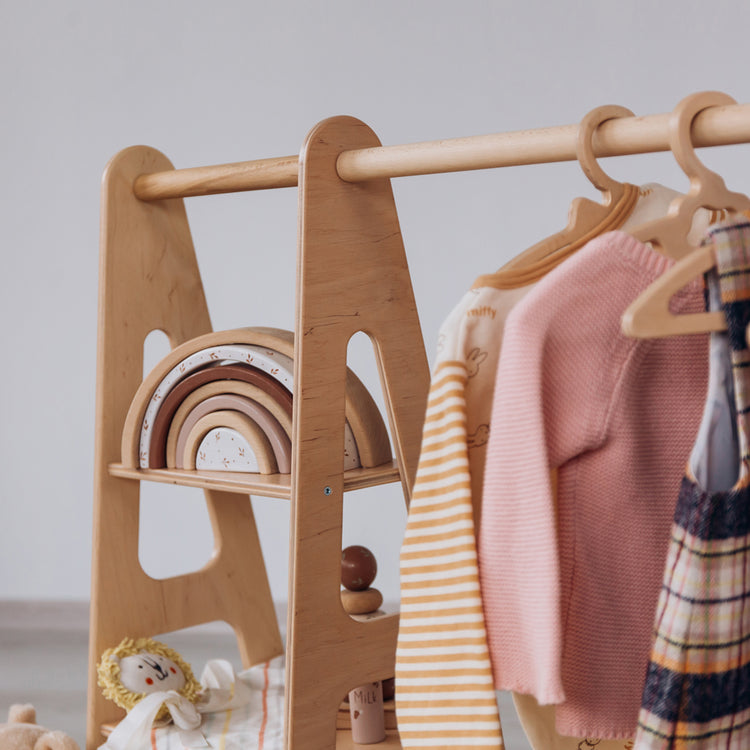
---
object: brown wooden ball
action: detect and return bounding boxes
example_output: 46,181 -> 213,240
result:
341,545 -> 377,591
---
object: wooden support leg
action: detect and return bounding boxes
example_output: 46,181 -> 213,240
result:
87,146 -> 282,749
202,489 -> 283,667
285,116 -> 430,749
86,485 -> 282,748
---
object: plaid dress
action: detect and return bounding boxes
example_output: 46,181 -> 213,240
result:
635,221 -> 750,749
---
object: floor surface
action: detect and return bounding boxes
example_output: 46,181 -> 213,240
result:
0,601 -> 531,749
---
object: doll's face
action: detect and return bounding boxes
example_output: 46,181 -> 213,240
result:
118,651 -> 186,694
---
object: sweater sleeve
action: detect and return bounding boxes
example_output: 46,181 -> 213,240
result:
477,233 -> 641,705
396,288 -> 504,748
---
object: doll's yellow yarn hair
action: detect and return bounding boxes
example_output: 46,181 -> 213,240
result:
97,637 -> 202,719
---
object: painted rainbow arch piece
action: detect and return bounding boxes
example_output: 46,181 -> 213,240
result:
121,327 -> 392,475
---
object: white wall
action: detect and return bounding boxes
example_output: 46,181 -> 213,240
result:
2,0 -> 750,607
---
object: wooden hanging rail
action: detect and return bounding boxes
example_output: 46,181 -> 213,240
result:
133,101 -> 750,201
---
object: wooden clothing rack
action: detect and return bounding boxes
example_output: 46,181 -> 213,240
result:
88,100 -> 750,750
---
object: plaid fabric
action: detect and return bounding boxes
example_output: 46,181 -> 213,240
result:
635,221 -> 750,749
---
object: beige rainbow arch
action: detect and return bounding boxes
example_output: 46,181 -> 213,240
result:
121,327 -> 391,474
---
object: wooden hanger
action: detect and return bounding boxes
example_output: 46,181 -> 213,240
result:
629,91 -> 749,260
501,104 -> 638,273
622,91 -> 750,339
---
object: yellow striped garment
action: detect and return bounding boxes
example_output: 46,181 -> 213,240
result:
397,357 -> 505,747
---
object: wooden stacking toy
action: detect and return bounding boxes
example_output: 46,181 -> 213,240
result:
122,328 -> 392,476
340,544 -> 383,615
340,545 -> 393,743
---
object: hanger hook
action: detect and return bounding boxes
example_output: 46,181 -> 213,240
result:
576,104 -> 634,200
668,90 -> 737,198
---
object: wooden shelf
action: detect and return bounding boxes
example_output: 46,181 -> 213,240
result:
108,460 -> 402,499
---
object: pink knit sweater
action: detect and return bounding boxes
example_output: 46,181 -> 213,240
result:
478,231 -> 709,738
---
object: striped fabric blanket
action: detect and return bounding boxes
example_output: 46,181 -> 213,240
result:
155,657 -> 284,750
102,656 -> 285,750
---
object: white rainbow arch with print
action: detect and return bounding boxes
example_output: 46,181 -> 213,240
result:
121,327 -> 392,474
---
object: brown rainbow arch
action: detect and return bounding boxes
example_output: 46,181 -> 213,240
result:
164,381 -> 293,468
121,327 -> 392,473
139,350 -> 362,471
170,394 -> 291,473
147,363 -> 292,468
